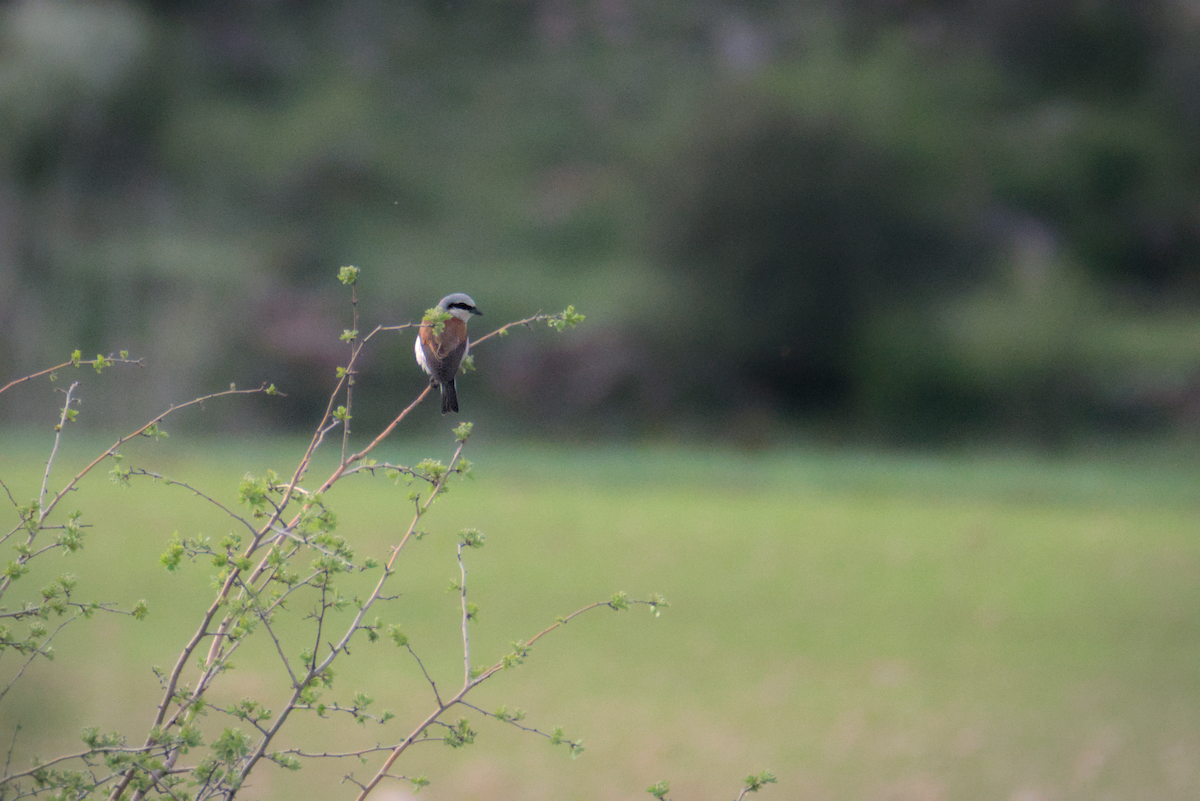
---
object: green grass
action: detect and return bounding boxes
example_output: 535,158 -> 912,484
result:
3,433 -> 1200,800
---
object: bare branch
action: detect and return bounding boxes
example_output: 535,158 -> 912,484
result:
230,570 -> 298,688
126,469 -> 258,537
280,744 -> 401,760
40,383 -> 273,528
404,643 -> 443,707
457,542 -> 472,687
39,381 -> 79,513
0,354 -> 144,397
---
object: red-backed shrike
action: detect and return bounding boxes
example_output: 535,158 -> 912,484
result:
414,293 -> 482,414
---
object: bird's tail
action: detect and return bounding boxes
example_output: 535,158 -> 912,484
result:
441,380 -> 459,414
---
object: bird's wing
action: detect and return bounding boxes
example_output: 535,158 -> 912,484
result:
432,320 -> 468,360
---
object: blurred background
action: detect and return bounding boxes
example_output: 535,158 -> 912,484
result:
5,4 -> 1200,800
3,0 -> 1200,447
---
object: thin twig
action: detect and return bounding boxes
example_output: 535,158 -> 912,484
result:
1,743 -> 172,786
0,478 -> 18,511
127,469 -> 258,536
405,643 -> 442,707
1,724 -> 17,786
341,283 -> 360,463
38,381 -> 78,514
0,355 -> 144,397
458,700 -> 582,747
230,571 -> 298,688
281,744 -> 402,760
39,384 -> 271,531
457,542 -> 471,686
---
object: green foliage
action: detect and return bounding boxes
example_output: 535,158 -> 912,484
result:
422,307 -> 450,338
109,453 -> 131,486
493,706 -> 525,723
414,459 -> 447,484
441,718 -> 475,749
742,770 -> 777,794
92,354 -> 113,374
387,625 -> 408,647
549,305 -> 585,332
337,265 -> 360,286
502,640 -> 530,669
141,422 -> 168,440
457,528 -> 485,548
649,764 -> 775,798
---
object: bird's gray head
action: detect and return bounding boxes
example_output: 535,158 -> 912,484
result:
438,293 -> 482,321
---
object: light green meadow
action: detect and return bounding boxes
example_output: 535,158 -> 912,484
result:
2,433 -> 1199,800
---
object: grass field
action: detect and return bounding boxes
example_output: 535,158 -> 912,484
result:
2,431 -> 1200,800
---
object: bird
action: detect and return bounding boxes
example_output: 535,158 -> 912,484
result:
414,292 -> 482,414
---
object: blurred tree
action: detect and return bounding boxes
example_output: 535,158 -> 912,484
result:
1,0 -> 1198,443
654,111 -> 986,413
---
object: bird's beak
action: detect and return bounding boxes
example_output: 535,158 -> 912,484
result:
471,308 -> 483,316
